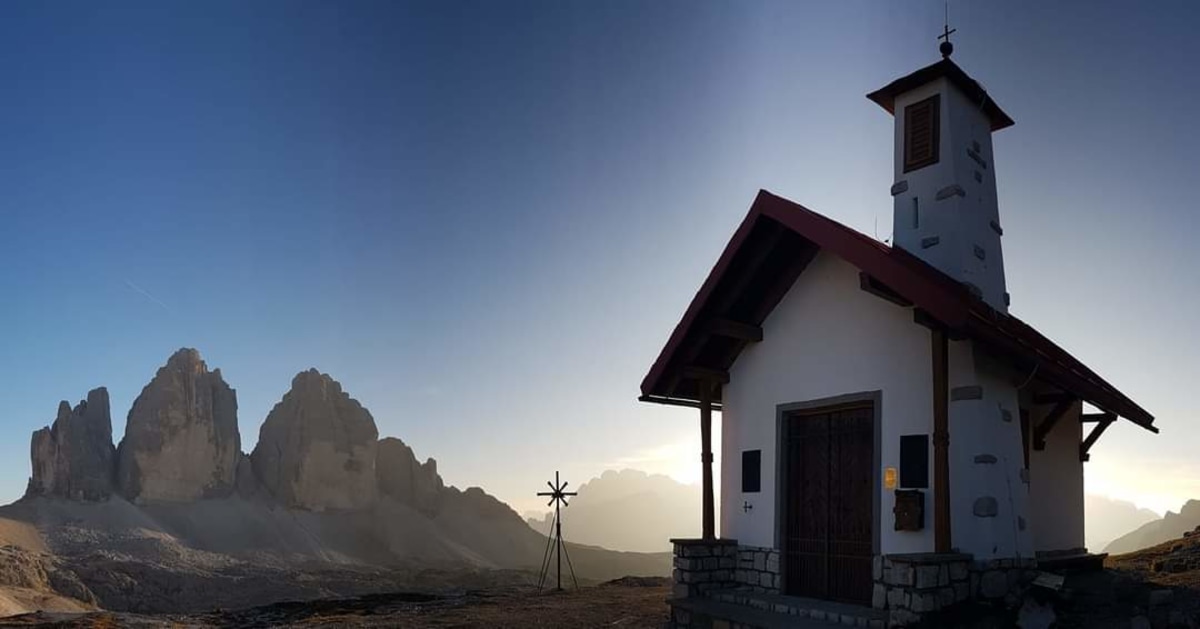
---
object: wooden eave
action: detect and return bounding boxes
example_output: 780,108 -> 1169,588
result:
866,58 -> 1015,132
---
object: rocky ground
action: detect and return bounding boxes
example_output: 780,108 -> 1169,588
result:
921,530 -> 1200,628
0,577 -> 672,628
11,544 -> 1200,628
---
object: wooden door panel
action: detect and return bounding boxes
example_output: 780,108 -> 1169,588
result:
828,407 -> 874,604
785,414 -> 830,599
783,404 -> 874,605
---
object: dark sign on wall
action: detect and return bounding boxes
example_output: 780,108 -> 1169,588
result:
900,434 -> 929,489
742,450 -> 761,493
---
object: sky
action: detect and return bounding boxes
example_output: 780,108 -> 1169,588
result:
0,1 -> 1196,520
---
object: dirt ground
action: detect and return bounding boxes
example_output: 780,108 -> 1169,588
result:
0,577 -> 672,629
12,545 -> 1200,629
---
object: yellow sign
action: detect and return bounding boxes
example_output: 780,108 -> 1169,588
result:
884,467 -> 898,489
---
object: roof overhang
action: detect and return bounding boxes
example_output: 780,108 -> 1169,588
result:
638,190 -> 1155,433
866,58 -> 1015,132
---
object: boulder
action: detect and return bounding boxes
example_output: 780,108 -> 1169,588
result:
26,388 -> 116,501
116,348 -> 241,502
376,437 -> 443,515
250,369 -> 378,510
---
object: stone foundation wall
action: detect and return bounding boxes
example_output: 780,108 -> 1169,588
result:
873,553 -> 972,626
670,538 -> 738,600
733,545 -> 781,593
873,553 -> 1039,626
971,557 -> 1039,605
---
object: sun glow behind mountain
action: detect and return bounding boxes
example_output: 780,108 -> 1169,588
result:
604,421 -> 722,488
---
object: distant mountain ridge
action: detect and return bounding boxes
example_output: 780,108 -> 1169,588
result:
1107,500 -> 1200,555
1085,494 -> 1159,552
527,469 -> 700,552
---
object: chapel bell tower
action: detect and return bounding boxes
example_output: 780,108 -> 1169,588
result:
867,33 -> 1015,312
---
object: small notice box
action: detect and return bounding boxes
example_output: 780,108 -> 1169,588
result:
893,489 -> 925,531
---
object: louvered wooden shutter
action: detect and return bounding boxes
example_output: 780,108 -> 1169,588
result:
904,95 -> 940,173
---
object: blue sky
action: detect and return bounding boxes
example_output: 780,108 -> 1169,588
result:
0,1 -> 1196,518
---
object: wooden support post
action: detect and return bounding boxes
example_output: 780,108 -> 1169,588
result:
700,381 -> 716,540
1080,413 -> 1116,462
931,329 -> 951,553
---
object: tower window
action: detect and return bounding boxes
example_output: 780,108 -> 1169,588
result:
903,95 -> 940,173
911,197 -> 919,229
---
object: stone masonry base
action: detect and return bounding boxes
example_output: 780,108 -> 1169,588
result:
670,538 -> 738,599
669,540 -> 1041,628
873,553 -> 1039,626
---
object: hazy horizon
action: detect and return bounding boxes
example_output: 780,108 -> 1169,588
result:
2,0 -> 1198,523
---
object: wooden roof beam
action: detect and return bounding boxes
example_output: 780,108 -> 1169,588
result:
706,318 -> 763,343
1033,391 -> 1074,405
683,366 -> 730,385
638,394 -> 724,412
748,242 -> 819,323
1033,398 -> 1076,451
1080,413 -> 1117,462
859,272 -> 914,308
912,308 -> 967,340
659,222 -> 787,398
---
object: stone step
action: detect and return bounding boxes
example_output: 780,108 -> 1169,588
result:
1036,552 -> 1106,573
670,596 -> 849,629
701,588 -> 887,628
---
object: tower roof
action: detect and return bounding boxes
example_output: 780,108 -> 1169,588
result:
867,58 -> 1014,131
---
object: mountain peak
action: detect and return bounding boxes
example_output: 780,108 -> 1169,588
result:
27,386 -> 116,501
250,369 -> 377,510
116,350 -> 240,503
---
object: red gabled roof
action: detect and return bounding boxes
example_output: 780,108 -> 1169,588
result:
639,190 -> 1155,431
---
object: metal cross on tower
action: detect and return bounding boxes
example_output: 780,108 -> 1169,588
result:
938,3 -> 957,58
536,471 -> 579,591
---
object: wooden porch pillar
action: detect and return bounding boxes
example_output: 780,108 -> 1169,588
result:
700,381 -> 717,540
931,329 -> 952,553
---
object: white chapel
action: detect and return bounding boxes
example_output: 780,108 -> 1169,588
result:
640,36 -> 1156,628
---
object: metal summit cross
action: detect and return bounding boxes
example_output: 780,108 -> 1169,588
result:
938,3 -> 957,58
536,471 -> 579,591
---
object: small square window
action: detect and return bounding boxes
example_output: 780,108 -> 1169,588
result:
742,450 -> 761,493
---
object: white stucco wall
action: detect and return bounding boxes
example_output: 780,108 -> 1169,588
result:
720,251 -> 936,554
1027,400 -> 1085,552
946,349 -> 1033,559
890,76 -> 1008,312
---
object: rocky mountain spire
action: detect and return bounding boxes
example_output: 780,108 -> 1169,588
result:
27,387 -> 116,501
116,348 -> 241,503
250,369 -> 379,511
376,437 -> 444,516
